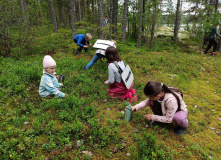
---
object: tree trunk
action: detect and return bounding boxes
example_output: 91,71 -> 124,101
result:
192,1 -> 199,33
174,0 -> 181,43
112,0 -> 118,37
98,0 -> 104,39
109,0 -> 113,39
68,0 -> 77,37
81,0 -> 85,20
132,11 -> 136,38
57,0 -> 64,27
142,0 -> 145,32
75,0 -> 80,21
19,0 -> 28,23
121,0 -> 129,42
92,0 -> 95,17
137,0 -> 143,48
149,0 -> 157,49
49,0 -> 58,33
215,0 -> 218,11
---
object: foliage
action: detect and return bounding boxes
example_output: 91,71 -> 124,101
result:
0,27 -> 221,159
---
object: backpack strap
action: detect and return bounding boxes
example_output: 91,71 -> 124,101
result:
113,61 -> 123,74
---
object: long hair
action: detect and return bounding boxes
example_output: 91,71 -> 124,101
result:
144,81 -> 182,111
105,47 -> 121,63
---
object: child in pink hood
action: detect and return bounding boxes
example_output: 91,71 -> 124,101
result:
130,81 -> 188,135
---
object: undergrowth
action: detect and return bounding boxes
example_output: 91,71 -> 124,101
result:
0,27 -> 220,159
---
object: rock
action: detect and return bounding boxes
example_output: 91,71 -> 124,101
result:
209,156 -> 213,159
77,140 -> 82,146
107,108 -> 110,111
112,147 -> 118,153
24,121 -> 29,125
121,111 -> 125,115
194,105 -> 197,108
216,131 -> 221,135
103,99 -> 108,102
126,153 -> 130,156
211,110 -> 214,112
82,151 -> 93,157
218,118 -> 221,121
209,127 -> 215,130
145,124 -> 149,128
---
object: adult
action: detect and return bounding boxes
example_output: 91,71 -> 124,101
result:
204,22 -> 221,55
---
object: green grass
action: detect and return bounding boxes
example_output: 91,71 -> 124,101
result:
0,27 -> 221,159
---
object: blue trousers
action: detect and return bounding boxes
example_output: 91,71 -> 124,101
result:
85,54 -> 105,69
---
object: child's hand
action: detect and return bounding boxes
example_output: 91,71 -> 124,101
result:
144,114 -> 152,121
124,106 -> 136,112
84,45 -> 88,48
104,81 -> 108,85
89,43 -> 92,46
64,94 -> 69,97
59,83 -> 63,87
56,75 -> 59,80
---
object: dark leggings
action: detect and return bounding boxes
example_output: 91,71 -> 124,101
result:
74,39 -> 87,52
205,38 -> 217,54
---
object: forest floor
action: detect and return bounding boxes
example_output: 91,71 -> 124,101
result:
0,26 -> 221,159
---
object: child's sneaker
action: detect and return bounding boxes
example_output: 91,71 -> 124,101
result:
212,52 -> 218,55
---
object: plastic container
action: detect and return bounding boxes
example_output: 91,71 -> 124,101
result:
59,75 -> 65,83
125,102 -> 132,122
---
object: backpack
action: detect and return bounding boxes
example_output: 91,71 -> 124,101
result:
93,39 -> 115,50
113,61 -> 134,89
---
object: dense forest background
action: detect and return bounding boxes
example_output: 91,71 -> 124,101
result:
1,0 -> 221,57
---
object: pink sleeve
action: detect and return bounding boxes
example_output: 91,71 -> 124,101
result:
134,99 -> 149,111
151,97 -> 178,123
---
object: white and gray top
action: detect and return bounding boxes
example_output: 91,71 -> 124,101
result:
106,61 -> 125,85
95,44 -> 116,56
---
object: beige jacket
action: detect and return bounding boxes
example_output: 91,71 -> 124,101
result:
134,93 -> 188,123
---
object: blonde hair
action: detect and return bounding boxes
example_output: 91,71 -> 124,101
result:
85,33 -> 92,40
111,40 -> 117,47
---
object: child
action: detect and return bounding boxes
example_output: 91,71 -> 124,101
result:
73,33 -> 92,55
39,55 -> 65,98
103,47 -> 138,103
84,40 -> 117,70
130,81 -> 188,135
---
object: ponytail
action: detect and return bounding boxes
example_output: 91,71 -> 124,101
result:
161,84 -> 182,111
144,81 -> 182,111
